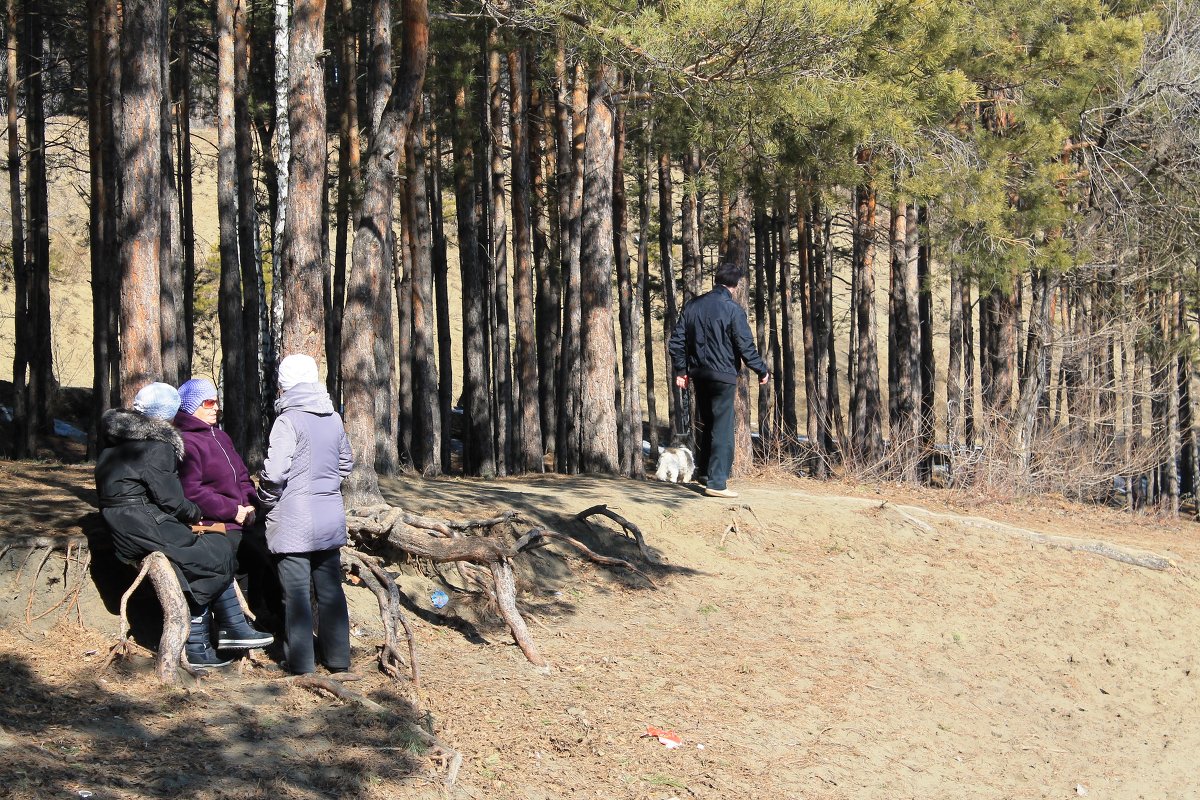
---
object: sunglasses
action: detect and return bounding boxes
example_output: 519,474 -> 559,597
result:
200,398 -> 220,409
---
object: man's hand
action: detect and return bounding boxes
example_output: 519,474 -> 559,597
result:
759,373 -> 771,386
675,375 -> 689,389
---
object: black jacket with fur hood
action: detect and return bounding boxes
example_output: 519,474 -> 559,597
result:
95,409 -> 234,606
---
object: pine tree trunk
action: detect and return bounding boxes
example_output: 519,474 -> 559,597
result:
235,0 -> 264,465
962,276 -> 976,447
452,78 -> 494,477
639,129 -> 659,457
948,259 -> 964,452
407,114 -> 442,476
917,206 -> 934,476
342,0 -> 427,500
118,0 -> 163,404
554,54 -> 585,473
726,187 -> 754,476
487,39 -> 514,475
509,45 -> 543,473
172,2 -> 194,377
753,202 -> 772,441
279,0 -> 328,361
428,115 -> 453,474
613,101 -> 642,477
778,186 -> 797,439
681,148 -> 702,304
658,150 -> 682,437
328,0 -> 359,405
384,227 -> 403,472
8,0 -> 29,456
87,0 -> 112,456
577,62 -> 620,474
851,168 -> 883,465
158,0 -> 183,387
216,0 -> 246,451
797,186 -> 824,475
531,82 -> 559,458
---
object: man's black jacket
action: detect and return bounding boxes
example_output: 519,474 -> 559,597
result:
668,286 -> 770,385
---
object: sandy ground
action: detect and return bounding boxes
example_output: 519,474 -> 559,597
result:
3,460 -> 1200,799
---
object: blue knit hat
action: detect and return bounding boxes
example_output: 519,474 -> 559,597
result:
178,378 -> 219,415
132,382 -> 181,420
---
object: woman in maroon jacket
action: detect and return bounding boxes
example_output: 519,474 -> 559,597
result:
174,377 -> 274,649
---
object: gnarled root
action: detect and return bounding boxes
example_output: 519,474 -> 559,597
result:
575,504 -> 663,565
343,547 -> 421,688
102,551 -> 189,684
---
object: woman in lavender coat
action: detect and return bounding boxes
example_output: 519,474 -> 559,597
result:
259,355 -> 355,675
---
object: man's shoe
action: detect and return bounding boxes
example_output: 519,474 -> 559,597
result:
704,487 -> 739,499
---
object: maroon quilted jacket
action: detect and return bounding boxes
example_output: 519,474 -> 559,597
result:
173,411 -> 260,532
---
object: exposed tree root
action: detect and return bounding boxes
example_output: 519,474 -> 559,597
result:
101,552 -> 189,684
5,535 -> 91,627
345,503 -> 657,670
343,547 -> 421,688
575,504 -> 663,564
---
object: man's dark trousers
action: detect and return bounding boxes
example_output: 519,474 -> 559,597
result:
694,379 -> 737,491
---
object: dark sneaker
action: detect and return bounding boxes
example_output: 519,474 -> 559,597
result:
185,644 -> 233,668
216,625 -> 275,649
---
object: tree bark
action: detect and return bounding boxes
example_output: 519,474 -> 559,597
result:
726,187 -> 754,476
508,44 -> 543,473
613,101 -> 642,477
341,0 -> 427,502
452,77 -> 494,477
216,0 -> 246,452
278,0 -> 328,362
850,164 -> 883,466
681,147 -> 702,303
428,113 -> 453,474
638,126 -> 658,458
118,0 -> 164,404
487,37 -> 514,475
158,0 -> 183,387
407,112 -> 441,476
9,0 -> 30,456
578,63 -> 620,474
328,0 -> 359,405
87,0 -> 112,456
235,0 -> 264,465
531,82 -> 559,458
657,150 -> 682,437
554,53 -> 586,473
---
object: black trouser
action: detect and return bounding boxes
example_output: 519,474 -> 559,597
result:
273,549 -> 350,674
695,379 -> 737,491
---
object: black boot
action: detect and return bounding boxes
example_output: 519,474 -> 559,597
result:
186,607 -> 233,668
212,583 -> 274,649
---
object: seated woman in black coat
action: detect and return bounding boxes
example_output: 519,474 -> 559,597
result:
95,383 -> 271,668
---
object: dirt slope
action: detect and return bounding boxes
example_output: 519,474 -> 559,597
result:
2,460 -> 1199,799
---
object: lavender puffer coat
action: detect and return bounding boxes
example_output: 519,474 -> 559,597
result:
259,383 -> 354,554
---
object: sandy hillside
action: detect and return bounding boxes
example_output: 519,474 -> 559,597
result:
2,460 -> 1200,799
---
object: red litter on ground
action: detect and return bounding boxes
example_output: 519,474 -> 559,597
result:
644,725 -> 683,749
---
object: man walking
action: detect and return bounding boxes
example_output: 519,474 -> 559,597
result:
669,263 -> 770,498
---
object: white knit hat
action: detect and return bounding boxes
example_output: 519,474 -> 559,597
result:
132,382 -> 181,420
278,354 -> 319,392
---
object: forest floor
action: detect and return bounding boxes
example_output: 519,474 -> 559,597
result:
3,457 -> 1200,799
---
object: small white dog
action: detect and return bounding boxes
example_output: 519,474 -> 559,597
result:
655,445 -> 695,484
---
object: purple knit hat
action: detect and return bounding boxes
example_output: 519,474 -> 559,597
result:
177,378 -> 219,415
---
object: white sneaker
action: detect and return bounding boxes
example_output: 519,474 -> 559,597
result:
704,487 -> 739,499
